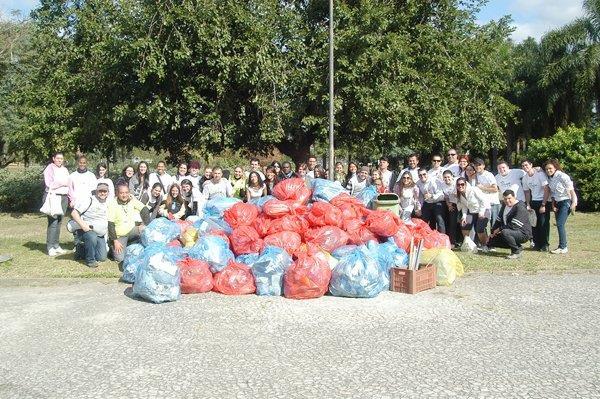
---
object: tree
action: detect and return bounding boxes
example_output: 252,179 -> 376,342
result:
9,0 -> 518,166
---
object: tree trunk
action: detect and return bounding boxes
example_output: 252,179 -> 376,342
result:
276,131 -> 315,168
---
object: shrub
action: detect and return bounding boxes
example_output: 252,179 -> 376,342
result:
0,166 -> 45,212
526,125 -> 600,211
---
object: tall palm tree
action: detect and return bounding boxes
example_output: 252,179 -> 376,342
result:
540,0 -> 600,125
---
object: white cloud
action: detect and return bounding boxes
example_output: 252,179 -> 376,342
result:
509,0 -> 585,41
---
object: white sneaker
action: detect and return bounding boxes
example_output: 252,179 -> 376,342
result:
55,247 -> 68,255
550,247 -> 568,254
48,248 -> 58,257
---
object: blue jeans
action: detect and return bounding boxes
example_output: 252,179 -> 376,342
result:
76,230 -> 107,265
555,200 -> 571,249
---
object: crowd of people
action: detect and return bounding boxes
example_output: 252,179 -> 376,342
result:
42,150 -> 577,267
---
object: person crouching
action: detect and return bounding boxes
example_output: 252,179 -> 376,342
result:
487,190 -> 532,259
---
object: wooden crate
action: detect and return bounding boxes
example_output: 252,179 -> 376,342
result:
390,264 -> 436,294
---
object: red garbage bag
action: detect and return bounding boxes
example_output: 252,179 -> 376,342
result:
230,226 -> 264,256
175,219 -> 193,235
304,226 -> 349,252
284,254 -> 332,299
168,239 -> 182,247
263,199 -> 308,218
266,214 -> 310,236
331,193 -> 370,218
343,218 -> 379,245
306,202 -> 343,228
178,258 -> 213,294
213,261 -> 256,295
223,202 -> 259,229
252,214 -> 272,238
365,210 -> 402,237
423,231 -> 451,249
272,178 -> 312,204
292,242 -> 321,259
411,218 -> 432,232
264,231 -> 303,254
393,224 -> 413,252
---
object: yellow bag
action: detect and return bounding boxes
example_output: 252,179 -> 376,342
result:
421,248 -> 464,286
181,227 -> 199,248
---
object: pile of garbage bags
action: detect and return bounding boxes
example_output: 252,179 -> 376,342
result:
123,178 -> 462,303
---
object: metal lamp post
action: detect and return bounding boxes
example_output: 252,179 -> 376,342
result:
328,0 -> 335,181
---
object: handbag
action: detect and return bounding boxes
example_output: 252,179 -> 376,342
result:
528,209 -> 537,228
40,191 -> 64,217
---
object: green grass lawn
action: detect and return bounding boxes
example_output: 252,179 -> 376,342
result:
0,212 -> 599,280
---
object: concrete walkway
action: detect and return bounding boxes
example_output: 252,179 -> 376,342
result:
1,273 -> 599,398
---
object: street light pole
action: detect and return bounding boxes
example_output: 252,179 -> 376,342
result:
328,0 -> 335,181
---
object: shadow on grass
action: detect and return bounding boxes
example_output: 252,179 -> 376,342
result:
23,241 -> 47,254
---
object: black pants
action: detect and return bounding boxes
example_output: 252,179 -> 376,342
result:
445,206 -> 459,245
488,229 -> 529,254
422,202 -> 446,234
530,200 -> 551,249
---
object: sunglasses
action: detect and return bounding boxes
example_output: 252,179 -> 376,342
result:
457,183 -> 466,187
97,190 -> 108,193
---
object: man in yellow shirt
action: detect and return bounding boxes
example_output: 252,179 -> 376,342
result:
108,184 -> 148,263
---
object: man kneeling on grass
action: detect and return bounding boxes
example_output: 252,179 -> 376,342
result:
108,184 -> 149,264
70,182 -> 110,268
487,190 -> 532,259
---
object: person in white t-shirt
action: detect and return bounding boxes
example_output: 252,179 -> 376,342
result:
416,168 -> 446,234
521,159 -> 550,251
71,182 -> 109,268
399,153 -> 420,183
443,149 -> 461,177
473,158 -> 500,230
306,156 -> 318,178
246,158 -> 266,181
378,156 -> 394,191
441,170 -> 459,247
427,154 -> 445,181
202,167 -> 232,200
95,162 -> 115,199
68,155 -> 97,208
148,160 -> 174,197
541,159 -> 577,254
495,161 -> 526,202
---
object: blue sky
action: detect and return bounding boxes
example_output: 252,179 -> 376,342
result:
0,0 -> 586,42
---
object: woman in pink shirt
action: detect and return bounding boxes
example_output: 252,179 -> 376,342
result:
43,152 -> 70,256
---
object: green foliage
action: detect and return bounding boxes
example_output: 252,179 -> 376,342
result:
0,166 -> 45,212
4,0 -> 516,166
526,125 -> 600,210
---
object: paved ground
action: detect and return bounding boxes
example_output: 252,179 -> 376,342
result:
1,272 -> 599,399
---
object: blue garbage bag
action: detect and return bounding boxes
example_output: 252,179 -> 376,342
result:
329,246 -> 388,298
356,185 -> 378,209
250,195 -> 275,209
141,218 -> 180,246
332,245 -> 358,259
236,253 -> 260,267
188,235 -> 234,273
203,197 -> 241,218
381,238 -> 409,270
193,216 -> 233,235
132,249 -> 181,303
251,246 -> 293,296
122,243 -> 145,283
311,179 -> 346,202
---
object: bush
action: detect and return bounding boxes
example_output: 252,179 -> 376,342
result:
526,126 -> 600,210
0,166 -> 45,212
